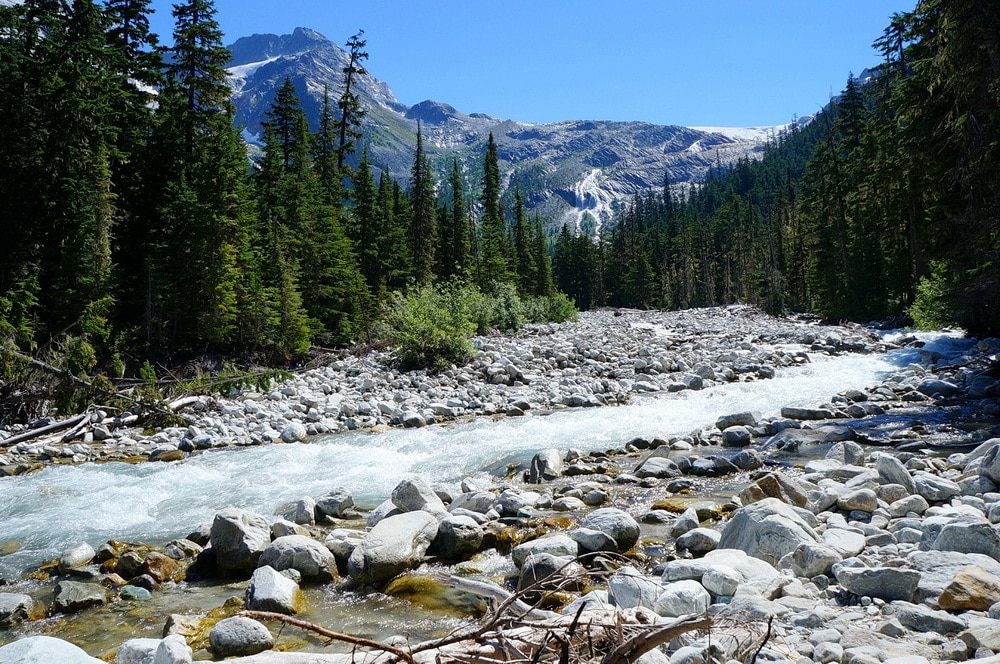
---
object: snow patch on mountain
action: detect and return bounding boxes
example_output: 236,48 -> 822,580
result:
228,56 -> 282,93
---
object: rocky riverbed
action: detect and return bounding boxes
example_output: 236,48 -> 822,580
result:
1,307 -> 1000,664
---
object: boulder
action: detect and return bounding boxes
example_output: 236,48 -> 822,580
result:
670,507 -> 701,538
570,527 -> 619,554
938,565 -> 1000,610
876,454 -> 916,495
835,566 -> 919,602
449,491 -> 496,514
780,406 -> 835,420
0,593 -> 33,627
675,528 -> 721,555
52,580 -> 107,614
607,566 -> 662,610
821,528 -> 866,558
116,638 -> 159,664
928,514 -> 1000,558
258,535 -> 336,583
913,472 -> 961,503
517,552 -> 585,593
512,534 -> 579,567
786,542 -> 842,578
916,378 -> 962,397
662,548 -> 779,585
653,579 -> 710,617
580,508 -> 640,552
347,510 -> 439,586
390,477 -> 447,516
978,441 -> 1000,485
890,600 -> 967,634
315,488 -> 355,520
716,411 -> 761,430
209,616 -> 274,658
717,497 -> 819,565
737,472 -> 810,509
635,456 -> 680,479
246,565 -> 300,615
210,508 -> 272,572
58,542 -> 95,573
292,497 -> 316,526
528,448 -> 563,483
721,426 -> 752,447
432,515 -> 483,561
836,488 -> 878,513
0,636 -> 105,664
279,422 -> 307,443
153,634 -> 192,664
826,441 -> 864,466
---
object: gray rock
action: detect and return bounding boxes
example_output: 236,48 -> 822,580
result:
913,471 -> 961,502
654,579 -> 710,617
246,565 -> 299,615
978,440 -> 1000,484
0,636 -> 105,663
928,514 -> 1000,558
821,527 -> 866,558
837,488 -> 878,513
347,510 -> 440,586
0,593 -> 33,627
787,542 -> 842,578
721,426 -> 752,447
153,634 -> 192,664
580,508 -> 640,552
569,527 -> 618,554
449,491 -> 496,514
258,535 -> 336,583
391,477 -> 447,516
675,527 -> 721,555
210,508 -> 272,572
116,638 -> 159,664
607,566 -> 662,610
528,448 -> 563,483
315,487 -> 356,520
58,542 -> 95,573
716,411 -> 761,430
730,448 -> 764,471
827,441 -> 865,466
888,494 -> 929,517
635,456 -> 681,479
52,580 -> 107,613
780,406 -> 835,420
890,600 -> 967,634
662,548 -> 779,585
433,515 -> 483,560
916,378 -> 962,397
908,549 -> 1000,601
209,616 -> 274,658
517,552 -> 584,593
876,454 -> 916,495
496,488 -> 541,516
292,497 -> 315,526
279,422 -> 307,443
717,497 -> 819,565
701,566 -> 742,597
512,534 -> 579,567
835,566 -> 919,602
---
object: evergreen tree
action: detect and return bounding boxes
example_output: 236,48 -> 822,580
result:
511,187 -> 533,292
336,29 -> 368,172
447,159 -> 471,278
477,132 -> 511,285
408,124 -> 437,284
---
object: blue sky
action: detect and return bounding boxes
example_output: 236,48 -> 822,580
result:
146,0 -> 915,128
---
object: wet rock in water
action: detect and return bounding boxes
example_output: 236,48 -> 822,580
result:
670,507 -> 700,538
209,616 -> 274,658
432,515 -> 484,561
390,477 -> 448,517
938,564 -> 1000,610
730,448 -> 764,471
246,565 -> 300,614
721,426 -> 752,447
210,508 -> 272,573
141,551 -> 179,583
0,635 -> 105,663
834,565 -> 920,602
528,448 -> 563,483
511,534 -> 579,567
58,542 -> 95,573
0,592 -> 33,627
916,378 -> 962,397
315,487 -> 355,520
517,552 -> 584,593
634,456 -> 680,479
580,508 -> 640,553
347,510 -> 439,586
716,411 -> 761,431
258,535 -> 337,583
52,580 -> 107,614
717,497 -> 819,565
780,406 -> 836,421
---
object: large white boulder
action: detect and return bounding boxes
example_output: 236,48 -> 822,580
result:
347,510 -> 440,586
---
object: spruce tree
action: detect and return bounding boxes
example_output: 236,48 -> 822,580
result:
477,132 -> 511,286
408,124 -> 437,284
336,30 -> 368,172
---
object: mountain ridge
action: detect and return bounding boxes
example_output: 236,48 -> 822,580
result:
226,28 -> 799,234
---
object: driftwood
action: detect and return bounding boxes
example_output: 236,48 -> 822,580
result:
0,412 -> 88,449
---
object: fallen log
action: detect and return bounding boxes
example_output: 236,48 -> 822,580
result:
0,412 -> 88,449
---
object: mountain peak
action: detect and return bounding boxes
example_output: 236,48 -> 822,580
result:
405,100 -> 464,125
227,27 -> 333,67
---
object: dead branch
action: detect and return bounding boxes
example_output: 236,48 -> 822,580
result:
238,610 -> 415,663
0,412 -> 88,448
600,614 -> 712,664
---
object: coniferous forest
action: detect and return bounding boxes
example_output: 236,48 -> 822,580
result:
1,0 -> 998,418
553,1 -> 999,337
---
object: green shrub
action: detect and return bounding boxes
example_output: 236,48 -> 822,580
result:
382,284 -> 477,371
909,261 -> 954,330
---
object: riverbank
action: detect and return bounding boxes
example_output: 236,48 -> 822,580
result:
2,307 -> 999,664
0,306 -> 880,474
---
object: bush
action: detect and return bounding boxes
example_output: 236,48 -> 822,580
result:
909,261 -> 954,330
382,284 -> 477,371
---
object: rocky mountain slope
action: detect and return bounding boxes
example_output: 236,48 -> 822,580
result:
227,28 -> 800,234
